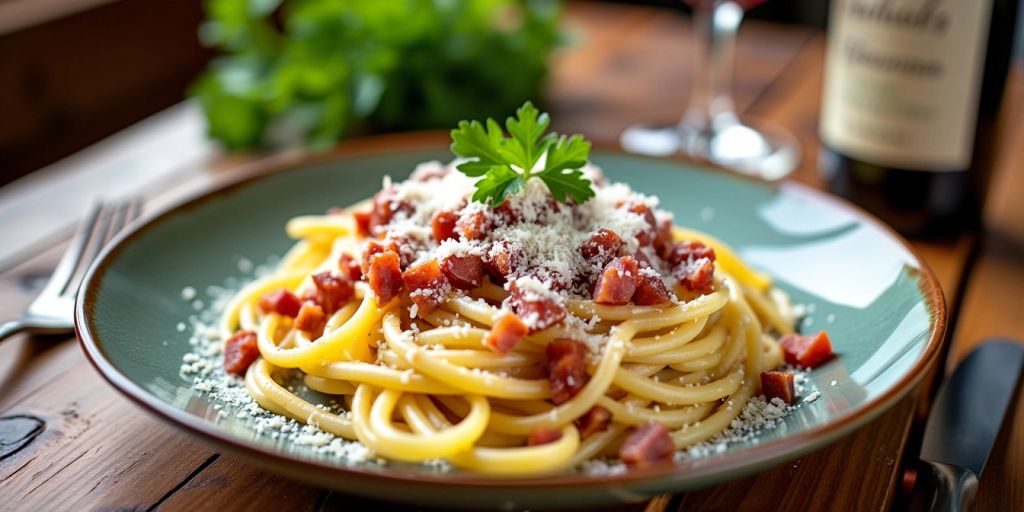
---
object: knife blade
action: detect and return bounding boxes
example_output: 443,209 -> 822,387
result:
911,339 -> 1024,511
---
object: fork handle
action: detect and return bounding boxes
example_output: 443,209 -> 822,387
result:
0,321 -> 27,343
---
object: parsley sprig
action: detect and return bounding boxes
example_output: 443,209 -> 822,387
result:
450,101 -> 595,207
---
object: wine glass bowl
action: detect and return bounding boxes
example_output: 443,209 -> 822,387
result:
620,0 -> 800,180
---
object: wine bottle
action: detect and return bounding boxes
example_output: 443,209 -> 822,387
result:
819,0 -> 1019,237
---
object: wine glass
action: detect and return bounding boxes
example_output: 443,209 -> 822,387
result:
620,0 -> 799,181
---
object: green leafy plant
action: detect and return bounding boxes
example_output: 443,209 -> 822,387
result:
451,101 -> 593,206
191,0 -> 561,150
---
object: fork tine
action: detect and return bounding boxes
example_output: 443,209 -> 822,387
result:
71,202 -> 123,295
80,199 -> 141,282
124,198 -> 144,229
40,201 -> 106,298
98,199 -> 141,252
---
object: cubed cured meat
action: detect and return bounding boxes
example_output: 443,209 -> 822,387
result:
353,210 -> 373,238
654,217 -> 673,258
431,211 -> 459,243
667,240 -> 716,267
311,271 -> 354,313
593,256 -> 639,305
669,241 -> 717,295
294,302 -> 327,338
581,228 -> 621,265
779,331 -> 834,368
366,250 -> 404,304
508,281 -> 566,333
457,210 -> 489,240
369,187 -> 413,234
223,330 -> 259,376
633,272 -> 672,306
760,371 -> 796,404
527,427 -> 563,446
677,258 -> 715,295
485,313 -> 529,354
483,240 -> 524,283
619,422 -> 674,465
338,253 -> 362,281
361,240 -> 400,274
627,202 -> 658,247
495,200 -> 521,224
441,255 -> 485,290
574,405 -> 612,439
546,338 -> 589,405
632,249 -> 652,269
402,260 -> 447,312
258,289 -> 302,317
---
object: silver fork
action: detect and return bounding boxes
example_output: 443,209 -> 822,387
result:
0,199 -> 143,343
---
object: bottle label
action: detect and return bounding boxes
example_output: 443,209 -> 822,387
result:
821,0 -> 993,171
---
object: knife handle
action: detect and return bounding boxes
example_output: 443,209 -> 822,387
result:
911,461 -> 979,512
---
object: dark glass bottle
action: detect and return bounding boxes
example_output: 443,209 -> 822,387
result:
819,0 -> 1019,237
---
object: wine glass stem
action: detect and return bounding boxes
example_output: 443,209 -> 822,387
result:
685,0 -> 744,133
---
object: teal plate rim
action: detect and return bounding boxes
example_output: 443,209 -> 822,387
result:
74,132 -> 947,497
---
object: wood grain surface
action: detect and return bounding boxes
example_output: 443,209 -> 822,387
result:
1,2 -> 1022,510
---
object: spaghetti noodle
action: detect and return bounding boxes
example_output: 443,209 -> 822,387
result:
219,160 -> 796,475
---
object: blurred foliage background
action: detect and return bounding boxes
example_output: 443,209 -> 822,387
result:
191,0 -> 562,150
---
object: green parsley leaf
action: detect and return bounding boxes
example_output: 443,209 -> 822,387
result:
500,102 -> 554,172
450,118 -> 505,177
537,135 -> 595,203
471,165 -> 525,206
450,101 -> 594,207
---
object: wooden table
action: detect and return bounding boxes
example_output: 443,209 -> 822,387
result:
2,3 -> 1022,510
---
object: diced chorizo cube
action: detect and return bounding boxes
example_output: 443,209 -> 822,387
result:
546,338 -> 589,405
677,258 -> 715,295
522,267 -> 570,292
223,330 -> 259,376
670,242 -> 716,296
633,249 -> 653,269
485,313 -> 529,355
370,187 -> 413,234
311,271 -> 354,313
619,423 -> 674,465
361,240 -> 400,274
294,302 -> 327,338
367,250 -> 404,305
388,234 -> 423,269
779,331 -> 834,368
353,210 -> 373,238
654,216 -> 673,258
760,371 -> 796,404
574,405 -> 612,439
581,228 -> 622,265
456,210 -> 489,240
441,255 -> 485,290
258,289 -> 302,317
431,211 -> 459,243
509,282 -> 566,333
527,427 -> 563,446
338,253 -> 362,282
402,260 -> 447,313
495,200 -> 521,224
633,272 -> 672,306
667,240 -> 716,267
483,240 -> 524,283
627,202 -> 658,247
593,256 -> 639,305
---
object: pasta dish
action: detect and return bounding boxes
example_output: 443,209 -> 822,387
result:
214,104 -> 831,475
